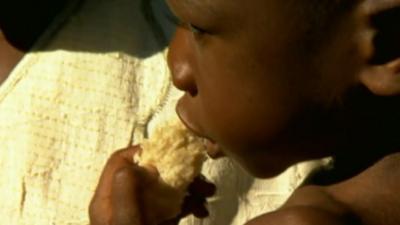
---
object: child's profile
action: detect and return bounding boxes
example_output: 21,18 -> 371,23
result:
89,0 -> 400,224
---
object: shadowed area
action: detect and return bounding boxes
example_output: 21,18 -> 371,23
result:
0,0 -> 175,58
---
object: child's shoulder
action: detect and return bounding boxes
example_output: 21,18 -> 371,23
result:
246,185 -> 360,225
246,152 -> 400,225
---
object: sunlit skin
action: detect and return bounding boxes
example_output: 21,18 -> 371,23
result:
0,30 -> 23,85
88,0 -> 400,224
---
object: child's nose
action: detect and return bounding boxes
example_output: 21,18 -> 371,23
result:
167,28 -> 198,97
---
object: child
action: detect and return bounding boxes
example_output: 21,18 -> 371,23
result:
90,0 -> 400,224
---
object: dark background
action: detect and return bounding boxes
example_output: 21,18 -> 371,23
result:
0,0 -> 72,51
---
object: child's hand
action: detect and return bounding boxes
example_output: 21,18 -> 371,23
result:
89,146 -> 215,225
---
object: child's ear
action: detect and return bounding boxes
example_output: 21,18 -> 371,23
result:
358,0 -> 400,96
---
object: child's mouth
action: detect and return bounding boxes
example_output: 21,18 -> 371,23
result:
202,138 -> 225,159
176,99 -> 224,159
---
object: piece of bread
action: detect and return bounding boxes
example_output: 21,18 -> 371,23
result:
134,116 -> 207,221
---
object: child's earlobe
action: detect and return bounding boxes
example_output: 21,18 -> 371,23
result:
357,1 -> 400,96
359,59 -> 400,96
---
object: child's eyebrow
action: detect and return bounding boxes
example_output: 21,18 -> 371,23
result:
178,0 -> 217,17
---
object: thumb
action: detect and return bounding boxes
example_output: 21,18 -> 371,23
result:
111,166 -> 143,225
90,146 -> 156,225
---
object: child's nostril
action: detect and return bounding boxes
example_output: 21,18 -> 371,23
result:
171,63 -> 198,97
188,88 -> 198,97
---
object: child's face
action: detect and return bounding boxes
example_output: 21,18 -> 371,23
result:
167,0 -> 360,177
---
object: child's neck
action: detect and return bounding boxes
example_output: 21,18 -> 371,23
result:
0,31 -> 24,85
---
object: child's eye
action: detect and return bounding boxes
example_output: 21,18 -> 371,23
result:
165,13 -> 207,35
187,23 -> 206,35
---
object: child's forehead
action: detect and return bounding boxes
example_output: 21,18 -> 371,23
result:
169,0 -> 295,17
167,0 -> 231,21
168,0 -> 216,14
169,0 -> 280,24
168,0 -> 239,13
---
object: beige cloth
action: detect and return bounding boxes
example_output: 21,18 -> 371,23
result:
0,0 -> 325,224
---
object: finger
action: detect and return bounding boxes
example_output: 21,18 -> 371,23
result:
111,166 -> 143,225
161,196 -> 208,225
188,176 -> 216,198
93,146 -> 140,200
89,199 -> 111,225
89,146 -> 140,225
158,217 -> 180,225
180,194 -> 209,218
191,201 -> 209,218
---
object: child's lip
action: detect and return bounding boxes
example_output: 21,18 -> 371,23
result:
176,95 -> 205,136
176,100 -> 207,138
202,139 -> 225,159
176,98 -> 224,158
179,113 -> 225,159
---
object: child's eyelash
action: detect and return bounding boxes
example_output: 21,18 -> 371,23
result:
165,13 -> 206,35
187,24 -> 206,35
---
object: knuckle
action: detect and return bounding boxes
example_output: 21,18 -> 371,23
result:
109,149 -> 125,162
107,146 -> 139,166
113,167 -> 135,184
105,150 -> 129,169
